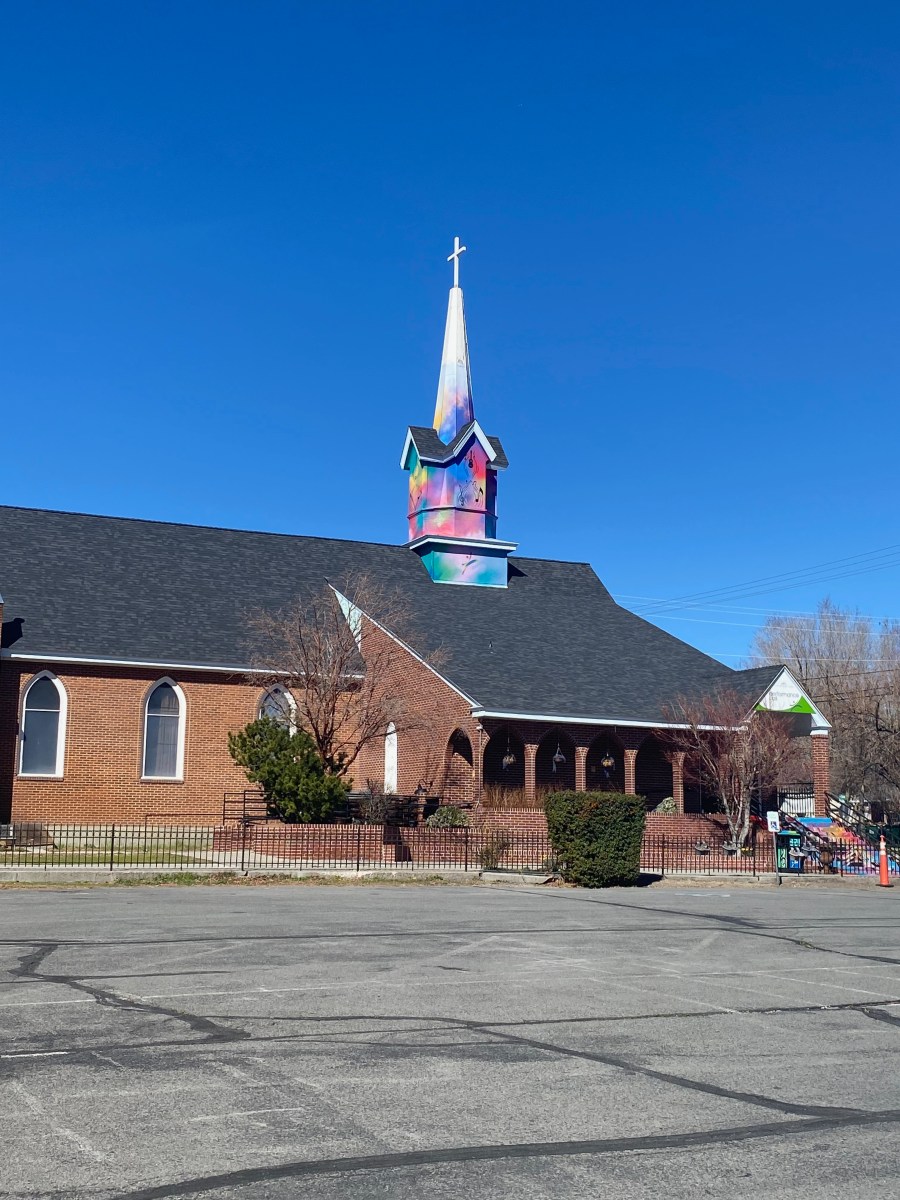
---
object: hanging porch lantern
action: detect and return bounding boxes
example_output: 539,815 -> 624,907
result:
501,738 -> 517,770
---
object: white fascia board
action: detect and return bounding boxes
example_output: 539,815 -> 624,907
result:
1,650 -> 368,680
407,534 -> 518,553
399,429 -> 416,470
470,708 -> 692,730
470,708 -> 756,733
331,587 -> 476,706
467,421 -> 500,463
2,651 -> 259,673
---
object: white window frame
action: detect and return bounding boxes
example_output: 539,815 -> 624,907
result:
384,722 -> 398,794
18,670 -> 68,779
141,678 -> 186,781
257,686 -> 297,732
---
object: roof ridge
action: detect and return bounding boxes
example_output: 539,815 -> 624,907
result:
0,504 -> 402,550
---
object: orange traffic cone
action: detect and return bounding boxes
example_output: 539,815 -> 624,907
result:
878,834 -> 893,888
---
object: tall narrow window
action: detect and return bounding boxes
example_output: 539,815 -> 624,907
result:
258,686 -> 295,729
19,673 -> 66,776
384,722 -> 398,794
143,681 -> 184,779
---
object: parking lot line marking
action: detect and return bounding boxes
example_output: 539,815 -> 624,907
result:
10,1081 -> 106,1162
0,1050 -> 70,1059
190,1105 -> 308,1123
752,970 -> 898,1000
0,997 -> 96,1008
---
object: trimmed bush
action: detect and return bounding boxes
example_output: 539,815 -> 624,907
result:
543,792 -> 646,887
424,804 -> 470,828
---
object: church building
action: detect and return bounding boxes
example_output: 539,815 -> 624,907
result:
0,242 -> 831,825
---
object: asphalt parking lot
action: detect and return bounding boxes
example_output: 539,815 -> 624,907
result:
2,881 -> 899,1199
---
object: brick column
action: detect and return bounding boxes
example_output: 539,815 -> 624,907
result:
812,733 -> 830,817
524,743 -> 537,801
624,748 -> 637,795
671,751 -> 685,813
473,725 -> 485,806
575,746 -> 587,793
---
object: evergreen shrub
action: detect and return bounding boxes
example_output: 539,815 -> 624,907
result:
228,718 -> 349,823
543,791 -> 646,887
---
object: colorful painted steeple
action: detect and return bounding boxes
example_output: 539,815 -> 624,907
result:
400,238 -> 516,588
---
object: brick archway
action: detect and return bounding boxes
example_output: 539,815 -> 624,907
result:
535,729 -> 576,793
443,729 -> 474,805
586,732 -> 626,792
635,734 -> 673,808
483,726 -> 526,791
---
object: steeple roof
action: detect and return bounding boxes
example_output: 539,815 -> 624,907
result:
432,286 -> 474,442
400,422 -> 508,470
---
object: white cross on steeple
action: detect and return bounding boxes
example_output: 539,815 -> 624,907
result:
447,235 -> 467,288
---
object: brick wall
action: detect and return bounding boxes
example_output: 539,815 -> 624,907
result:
353,622 -> 482,802
478,808 -> 733,841
0,632 -> 489,825
0,663 -> 267,824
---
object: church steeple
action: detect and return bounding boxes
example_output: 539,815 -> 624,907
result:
433,239 -> 474,441
400,238 -> 516,588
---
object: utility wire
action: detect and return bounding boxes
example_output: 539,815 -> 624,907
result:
630,542 -> 900,617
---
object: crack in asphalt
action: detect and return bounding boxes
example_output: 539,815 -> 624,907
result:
28,1107 -> 900,1200
512,888 -> 900,967
3,994 -> 900,1069
9,944 -> 248,1046
859,1005 -> 900,1028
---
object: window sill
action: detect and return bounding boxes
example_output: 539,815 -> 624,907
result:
18,773 -> 64,781
140,777 -> 184,784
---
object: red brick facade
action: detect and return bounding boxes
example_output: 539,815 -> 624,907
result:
0,625 -> 830,827
0,662 -> 262,824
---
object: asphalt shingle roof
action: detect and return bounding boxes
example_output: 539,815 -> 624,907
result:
406,423 -> 509,469
0,505 -> 775,724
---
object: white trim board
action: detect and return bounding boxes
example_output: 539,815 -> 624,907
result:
2,651 -> 259,673
329,586 -> 476,706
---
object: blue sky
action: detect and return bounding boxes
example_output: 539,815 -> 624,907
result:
3,2 -> 899,666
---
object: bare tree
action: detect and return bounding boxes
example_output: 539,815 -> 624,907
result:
662,690 -> 799,848
246,573 -> 443,781
751,600 -> 900,809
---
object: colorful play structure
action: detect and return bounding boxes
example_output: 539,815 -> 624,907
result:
780,807 -> 900,877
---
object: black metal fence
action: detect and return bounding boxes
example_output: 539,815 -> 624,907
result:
640,834 -> 769,875
221,791 -> 451,827
1,823 -> 897,878
0,823 -> 550,873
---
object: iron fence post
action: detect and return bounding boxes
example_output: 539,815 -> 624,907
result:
109,824 -> 116,872
464,826 -> 469,872
356,823 -> 362,872
240,819 -> 248,874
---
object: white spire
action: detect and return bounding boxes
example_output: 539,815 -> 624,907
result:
433,237 -> 474,442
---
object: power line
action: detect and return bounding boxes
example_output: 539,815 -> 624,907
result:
615,595 -> 900,623
629,542 -> 900,618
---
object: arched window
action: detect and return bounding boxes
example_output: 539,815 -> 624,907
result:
19,672 -> 67,777
143,680 -> 185,780
258,686 -> 295,729
384,722 -> 398,794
